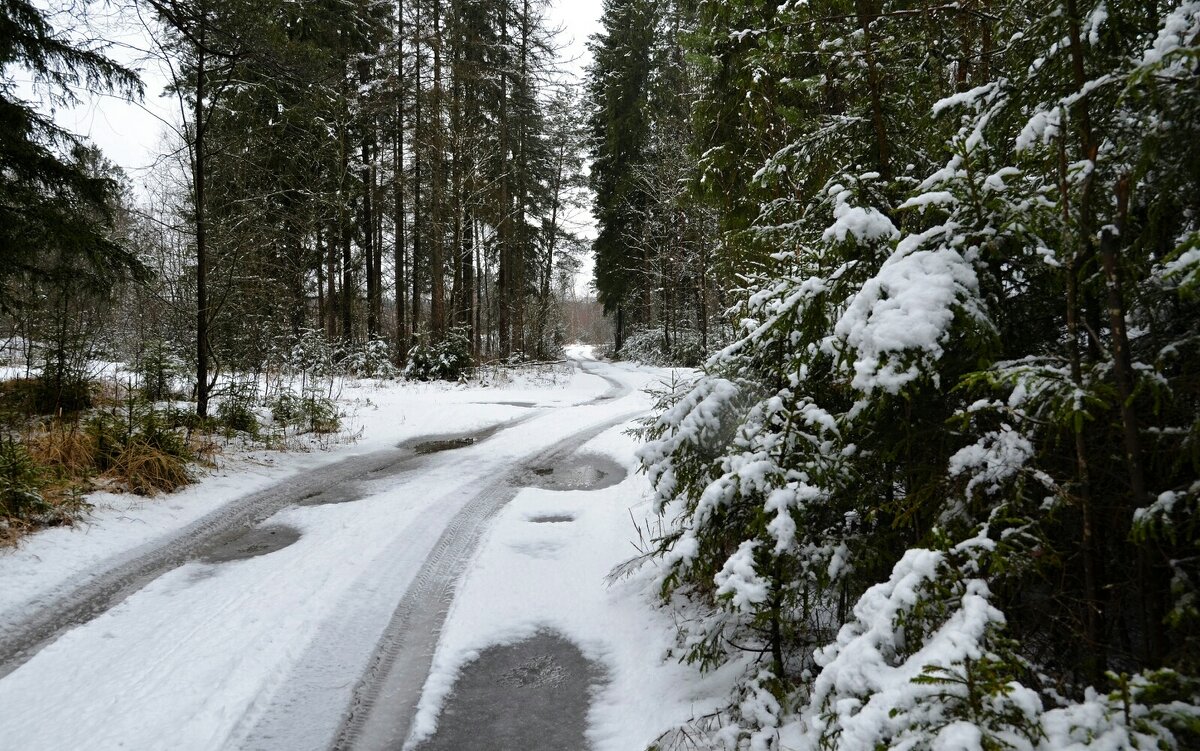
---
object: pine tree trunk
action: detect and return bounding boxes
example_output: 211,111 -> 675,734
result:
362,115 -> 377,338
327,217 -> 337,341
497,2 -> 511,358
194,13 -> 209,418
394,4 -> 408,362
412,2 -> 423,345
429,0 -> 445,340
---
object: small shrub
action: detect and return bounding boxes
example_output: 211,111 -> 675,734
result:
216,396 -> 260,438
270,392 -> 302,426
0,378 -> 39,419
302,394 -> 340,434
287,328 -> 338,379
33,361 -> 93,415
161,405 -> 212,432
270,391 -> 340,434
137,409 -> 190,460
137,340 -> 186,401
404,329 -> 473,381
86,412 -> 128,472
344,338 -> 399,378
0,437 -> 48,519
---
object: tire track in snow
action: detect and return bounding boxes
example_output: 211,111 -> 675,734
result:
0,418 -> 540,680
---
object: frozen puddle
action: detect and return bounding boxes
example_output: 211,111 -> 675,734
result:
527,514 -> 575,524
414,632 -> 600,751
197,525 -> 300,563
295,485 -> 364,506
518,454 -> 626,491
414,437 -> 478,454
405,420 -> 524,455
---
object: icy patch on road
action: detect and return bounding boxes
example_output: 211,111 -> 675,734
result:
413,632 -> 598,751
517,453 -> 627,491
198,524 -> 301,563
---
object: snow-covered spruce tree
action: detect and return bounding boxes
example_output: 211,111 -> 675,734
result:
635,0 -> 1200,747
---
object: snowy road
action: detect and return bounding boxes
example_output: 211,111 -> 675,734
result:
0,353 -> 685,751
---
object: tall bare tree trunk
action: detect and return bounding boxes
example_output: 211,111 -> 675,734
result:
362,103 -> 377,338
411,1 -> 423,345
194,12 -> 209,417
497,2 -> 511,357
394,0 -> 408,362
340,120 -> 354,343
429,0 -> 446,341
326,218 -> 337,341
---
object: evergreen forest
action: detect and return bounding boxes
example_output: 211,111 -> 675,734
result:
593,0 -> 1200,747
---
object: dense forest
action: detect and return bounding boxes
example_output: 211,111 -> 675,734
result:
588,0 -> 1200,747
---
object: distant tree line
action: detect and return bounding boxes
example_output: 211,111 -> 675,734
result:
587,0 -> 722,363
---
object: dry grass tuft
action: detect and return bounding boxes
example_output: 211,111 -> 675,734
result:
0,435 -> 92,547
26,422 -> 96,476
105,439 -> 192,496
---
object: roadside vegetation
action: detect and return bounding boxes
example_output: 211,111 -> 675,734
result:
0,341 -> 360,544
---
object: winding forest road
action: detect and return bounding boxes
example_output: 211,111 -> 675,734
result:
0,355 -> 653,751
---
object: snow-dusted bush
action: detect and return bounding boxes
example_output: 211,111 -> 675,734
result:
269,390 -> 340,434
620,325 -> 710,367
403,329 -> 473,382
136,339 -> 187,401
342,338 -> 399,379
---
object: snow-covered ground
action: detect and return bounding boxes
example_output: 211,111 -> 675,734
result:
0,358 -> 602,628
0,348 -> 731,751
406,422 -> 739,750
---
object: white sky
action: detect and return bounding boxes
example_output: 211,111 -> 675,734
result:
34,0 -> 605,294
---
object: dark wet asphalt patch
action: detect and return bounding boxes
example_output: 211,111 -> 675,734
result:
198,525 -> 301,563
294,486 -> 365,506
414,437 -> 478,454
528,514 -> 575,524
413,632 -> 600,751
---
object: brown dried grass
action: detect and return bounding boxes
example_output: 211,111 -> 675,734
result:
105,439 -> 192,496
25,423 -> 96,477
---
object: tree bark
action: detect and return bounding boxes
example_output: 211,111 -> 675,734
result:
429,0 -> 445,340
194,11 -> 209,417
411,0 -> 423,345
497,1 -> 511,357
394,1 -> 408,362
